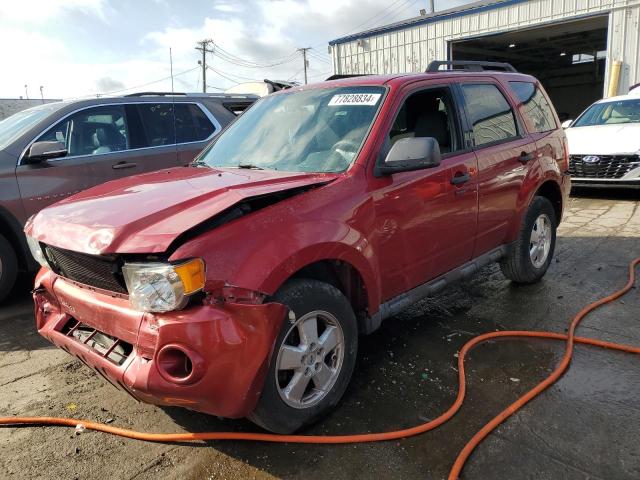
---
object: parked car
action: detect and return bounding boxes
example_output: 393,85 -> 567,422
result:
27,61 -> 570,433
0,92 -> 256,302
563,90 -> 640,188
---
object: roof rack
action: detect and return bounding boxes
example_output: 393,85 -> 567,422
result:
124,92 -> 188,97
426,61 -> 517,73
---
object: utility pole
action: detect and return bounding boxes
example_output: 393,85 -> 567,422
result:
195,39 -> 214,93
298,47 -> 310,84
24,84 -> 29,99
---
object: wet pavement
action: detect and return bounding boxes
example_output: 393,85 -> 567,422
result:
1,190 -> 639,479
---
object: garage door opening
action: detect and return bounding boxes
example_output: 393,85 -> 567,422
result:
450,16 -> 608,121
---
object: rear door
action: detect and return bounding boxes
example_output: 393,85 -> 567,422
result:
16,104 -> 131,216
457,80 -> 536,257
124,102 -> 179,173
174,102 -> 220,165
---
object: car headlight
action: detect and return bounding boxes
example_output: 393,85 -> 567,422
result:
26,235 -> 49,268
122,259 -> 205,313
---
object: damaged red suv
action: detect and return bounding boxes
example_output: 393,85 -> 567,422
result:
27,62 -> 570,433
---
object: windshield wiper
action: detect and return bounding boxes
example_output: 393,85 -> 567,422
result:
191,158 -> 209,168
237,164 -> 266,170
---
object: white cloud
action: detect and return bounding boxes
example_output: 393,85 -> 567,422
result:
0,0 -> 109,23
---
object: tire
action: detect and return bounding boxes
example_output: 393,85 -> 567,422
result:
248,278 -> 358,433
0,234 -> 18,304
500,196 -> 557,284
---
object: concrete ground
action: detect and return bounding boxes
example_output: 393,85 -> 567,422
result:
1,190 -> 639,480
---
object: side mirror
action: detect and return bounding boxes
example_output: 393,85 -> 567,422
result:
561,119 -> 573,129
376,137 -> 441,176
25,141 -> 67,163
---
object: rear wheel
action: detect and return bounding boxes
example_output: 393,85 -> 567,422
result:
248,279 -> 358,433
500,196 -> 557,284
0,234 -> 18,304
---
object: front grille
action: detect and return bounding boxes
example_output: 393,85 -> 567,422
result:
62,318 -> 133,365
43,245 -> 127,294
569,155 -> 640,179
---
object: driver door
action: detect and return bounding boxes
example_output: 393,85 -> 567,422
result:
372,84 -> 479,301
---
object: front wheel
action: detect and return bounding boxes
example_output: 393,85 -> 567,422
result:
248,279 -> 358,433
500,196 -> 557,284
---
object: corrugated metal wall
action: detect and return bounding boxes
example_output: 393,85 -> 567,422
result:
331,0 -> 640,95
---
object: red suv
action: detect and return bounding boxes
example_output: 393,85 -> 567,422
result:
27,62 -> 570,433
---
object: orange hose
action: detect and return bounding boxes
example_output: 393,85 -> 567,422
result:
1,258 -> 638,479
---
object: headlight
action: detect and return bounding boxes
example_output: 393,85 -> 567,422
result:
26,235 -> 49,268
122,259 -> 205,313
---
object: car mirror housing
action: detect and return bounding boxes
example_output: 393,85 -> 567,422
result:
25,141 -> 68,163
561,119 -> 573,129
376,137 -> 441,176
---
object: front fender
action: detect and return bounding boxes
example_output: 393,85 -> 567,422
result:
171,218 -> 380,313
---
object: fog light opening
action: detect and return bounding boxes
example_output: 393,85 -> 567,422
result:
158,346 -> 194,382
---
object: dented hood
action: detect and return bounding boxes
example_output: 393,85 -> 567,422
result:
25,167 -> 337,254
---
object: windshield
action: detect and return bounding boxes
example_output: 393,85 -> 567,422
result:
0,102 -> 65,150
196,86 -> 385,173
573,98 -> 640,127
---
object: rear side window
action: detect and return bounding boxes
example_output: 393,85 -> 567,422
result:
134,104 -> 175,147
509,82 -> 557,133
174,103 -> 215,143
36,105 -> 128,157
461,84 -> 518,147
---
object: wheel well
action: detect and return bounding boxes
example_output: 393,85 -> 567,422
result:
0,212 -> 28,270
288,260 -> 369,326
535,181 -> 562,224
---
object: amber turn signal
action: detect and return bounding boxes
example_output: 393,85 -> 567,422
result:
173,258 -> 206,295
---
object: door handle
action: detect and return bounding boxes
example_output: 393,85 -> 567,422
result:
112,162 -> 137,170
450,172 -> 471,185
518,151 -> 535,163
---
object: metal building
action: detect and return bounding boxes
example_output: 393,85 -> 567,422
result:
329,0 -> 640,119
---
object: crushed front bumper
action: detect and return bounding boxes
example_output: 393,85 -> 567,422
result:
34,268 -> 286,418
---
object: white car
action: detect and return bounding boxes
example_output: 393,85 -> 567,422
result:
564,88 -> 640,188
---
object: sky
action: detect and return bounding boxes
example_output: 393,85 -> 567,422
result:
0,0 -> 474,99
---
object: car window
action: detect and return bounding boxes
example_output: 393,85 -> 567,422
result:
36,105 -> 128,157
461,84 -> 518,147
388,87 -> 461,154
573,98 -> 640,127
135,103 -> 176,147
0,102 -> 65,150
509,82 -> 556,133
174,103 -> 216,143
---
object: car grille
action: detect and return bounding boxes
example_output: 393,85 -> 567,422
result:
43,245 -> 127,294
569,155 -> 640,179
62,318 -> 133,366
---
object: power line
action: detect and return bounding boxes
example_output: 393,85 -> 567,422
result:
206,65 -> 248,85
311,0 -> 418,50
212,43 -> 298,69
68,66 -> 200,100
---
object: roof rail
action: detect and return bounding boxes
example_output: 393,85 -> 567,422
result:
124,92 -> 187,97
426,61 -> 517,73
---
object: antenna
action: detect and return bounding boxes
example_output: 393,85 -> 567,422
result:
169,47 -> 174,94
